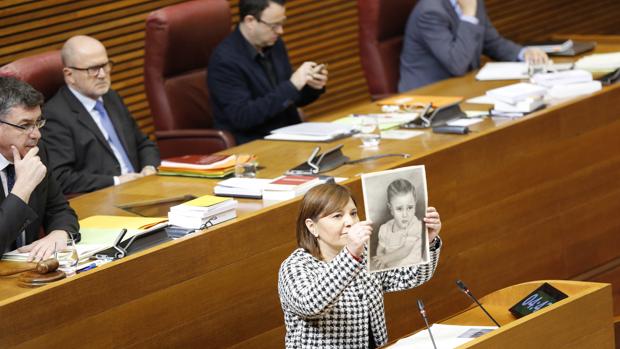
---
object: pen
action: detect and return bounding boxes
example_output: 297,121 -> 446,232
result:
77,263 -> 97,273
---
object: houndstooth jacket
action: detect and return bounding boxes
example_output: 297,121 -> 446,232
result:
278,238 -> 441,349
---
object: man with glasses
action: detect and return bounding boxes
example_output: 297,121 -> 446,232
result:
208,0 -> 328,144
0,76 -> 79,260
43,35 -> 160,194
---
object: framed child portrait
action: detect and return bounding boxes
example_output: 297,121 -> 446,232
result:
361,165 -> 429,272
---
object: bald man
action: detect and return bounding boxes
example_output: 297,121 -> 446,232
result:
43,35 -> 160,194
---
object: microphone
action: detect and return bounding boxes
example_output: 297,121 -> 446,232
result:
456,279 -> 501,327
416,299 -> 437,349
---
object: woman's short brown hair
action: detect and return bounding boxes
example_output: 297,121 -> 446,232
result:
296,183 -> 356,259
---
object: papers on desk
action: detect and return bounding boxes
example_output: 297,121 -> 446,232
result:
476,62 -> 574,81
333,113 -> 419,130
265,122 -> 355,142
2,244 -> 105,262
530,69 -> 593,88
168,195 -> 237,229
486,83 -> 546,104
575,51 -> 620,73
389,324 -> 497,349
214,178 -> 272,199
476,62 -> 529,80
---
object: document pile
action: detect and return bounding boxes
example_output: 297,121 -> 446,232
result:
213,177 -> 272,199
575,52 -> 620,73
262,175 -> 323,201
265,122 -> 356,142
486,83 -> 546,117
168,195 -> 238,230
531,69 -> 602,102
159,154 -> 256,178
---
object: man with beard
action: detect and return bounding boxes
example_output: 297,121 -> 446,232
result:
208,0 -> 329,144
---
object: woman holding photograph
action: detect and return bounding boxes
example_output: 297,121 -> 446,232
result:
373,178 -> 424,270
278,183 -> 442,348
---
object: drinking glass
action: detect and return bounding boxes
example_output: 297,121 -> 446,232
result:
234,154 -> 258,178
55,238 -> 79,276
358,116 -> 381,147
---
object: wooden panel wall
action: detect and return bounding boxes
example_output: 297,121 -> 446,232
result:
1,0 -> 620,137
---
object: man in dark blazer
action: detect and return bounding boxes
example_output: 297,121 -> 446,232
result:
0,76 -> 79,260
208,0 -> 328,144
43,35 -> 160,194
398,0 -> 548,91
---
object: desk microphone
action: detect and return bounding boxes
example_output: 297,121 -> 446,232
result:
456,280 -> 501,327
417,299 -> 438,349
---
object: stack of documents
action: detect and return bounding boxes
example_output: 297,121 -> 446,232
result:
265,122 -> 355,142
530,69 -> 593,88
213,177 -> 272,199
575,52 -> 620,73
486,83 -> 547,116
159,154 -> 256,178
262,175 -> 324,201
476,62 -> 529,80
168,195 -> 237,229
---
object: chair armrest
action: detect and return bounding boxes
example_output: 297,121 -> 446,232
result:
155,129 -> 236,158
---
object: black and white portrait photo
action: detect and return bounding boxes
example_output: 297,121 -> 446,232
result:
361,165 -> 429,272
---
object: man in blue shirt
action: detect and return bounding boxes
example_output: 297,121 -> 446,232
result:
399,0 -> 548,91
208,0 -> 328,144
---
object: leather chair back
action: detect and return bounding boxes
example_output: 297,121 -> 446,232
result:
357,0 -> 417,99
144,0 -> 231,132
0,51 -> 64,100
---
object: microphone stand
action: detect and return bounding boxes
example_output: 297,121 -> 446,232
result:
456,280 -> 501,327
417,299 -> 438,349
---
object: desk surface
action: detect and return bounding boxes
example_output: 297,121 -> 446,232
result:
2,36 -> 620,348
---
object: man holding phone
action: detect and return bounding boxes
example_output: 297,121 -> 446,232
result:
208,0 -> 328,144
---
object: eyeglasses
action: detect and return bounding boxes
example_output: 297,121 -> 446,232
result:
258,18 -> 286,31
0,118 -> 46,134
67,61 -> 114,77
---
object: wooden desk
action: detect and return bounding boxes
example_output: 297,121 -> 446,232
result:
388,280 -> 614,348
2,38 -> 620,348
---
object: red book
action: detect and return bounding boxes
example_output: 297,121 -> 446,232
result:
263,175 -> 321,192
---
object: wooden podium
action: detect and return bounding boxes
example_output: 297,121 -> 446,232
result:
394,280 -> 614,348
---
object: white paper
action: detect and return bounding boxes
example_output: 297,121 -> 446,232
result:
464,110 -> 489,117
476,62 -> 528,80
389,324 -> 497,349
466,95 -> 497,104
446,118 -> 484,127
380,129 -> 424,140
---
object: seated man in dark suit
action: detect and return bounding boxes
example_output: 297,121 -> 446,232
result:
208,0 -> 328,144
0,76 -> 79,261
43,35 -> 160,194
399,0 -> 548,91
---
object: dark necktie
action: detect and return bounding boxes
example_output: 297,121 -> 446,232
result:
5,164 -> 24,248
93,100 -> 136,172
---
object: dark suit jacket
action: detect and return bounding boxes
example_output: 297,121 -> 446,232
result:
399,0 -> 522,91
207,27 -> 324,144
43,86 -> 160,194
0,143 -> 79,253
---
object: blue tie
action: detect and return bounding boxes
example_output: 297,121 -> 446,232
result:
93,100 -> 135,173
5,164 -> 24,248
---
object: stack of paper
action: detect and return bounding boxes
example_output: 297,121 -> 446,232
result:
213,177 -> 272,199
486,83 -> 547,104
575,51 -> 620,73
530,69 -> 593,88
476,62 -> 529,80
265,122 -> 355,142
158,154 -> 256,178
486,83 -> 547,116
547,81 -> 602,101
262,175 -> 323,201
168,195 -> 238,229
